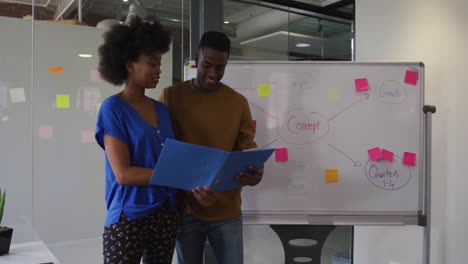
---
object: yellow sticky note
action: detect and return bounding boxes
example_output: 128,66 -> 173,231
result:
325,169 -> 339,183
328,88 -> 341,102
258,83 -> 271,97
56,94 -> 70,109
9,87 -> 26,103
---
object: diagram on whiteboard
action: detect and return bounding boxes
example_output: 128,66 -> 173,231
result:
186,62 -> 423,213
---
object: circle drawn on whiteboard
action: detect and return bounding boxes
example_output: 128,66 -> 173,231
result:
365,156 -> 412,190
278,110 -> 329,145
376,81 -> 407,104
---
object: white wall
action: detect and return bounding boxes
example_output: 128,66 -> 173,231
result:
355,0 -> 468,263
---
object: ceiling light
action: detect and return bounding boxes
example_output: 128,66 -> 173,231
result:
296,43 -> 310,48
169,18 -> 181,22
123,0 -> 128,2
78,54 -> 93,58
224,21 -> 230,24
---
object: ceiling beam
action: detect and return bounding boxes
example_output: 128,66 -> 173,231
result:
322,0 -> 354,11
54,0 -> 75,19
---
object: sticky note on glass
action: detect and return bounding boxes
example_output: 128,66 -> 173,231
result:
328,88 -> 341,102
49,67 -> 64,74
368,147 -> 383,161
404,70 -> 418,85
258,83 -> 271,97
403,152 -> 416,166
382,149 -> 394,163
355,78 -> 369,92
81,129 -> 94,144
56,94 -> 70,109
9,87 -> 26,103
39,125 -> 53,140
275,148 -> 288,162
96,102 -> 102,113
89,69 -> 101,82
325,169 -> 338,183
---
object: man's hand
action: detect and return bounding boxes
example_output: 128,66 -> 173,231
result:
192,186 -> 216,207
236,166 -> 264,186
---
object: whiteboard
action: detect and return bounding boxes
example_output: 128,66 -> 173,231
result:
185,61 -> 425,225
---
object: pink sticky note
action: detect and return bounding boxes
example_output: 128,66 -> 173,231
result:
382,149 -> 394,163
275,148 -> 288,162
252,120 -> 256,132
355,78 -> 369,92
368,147 -> 383,161
89,69 -> 102,82
39,125 -> 53,139
403,152 -> 416,166
404,70 -> 418,85
81,129 -> 94,144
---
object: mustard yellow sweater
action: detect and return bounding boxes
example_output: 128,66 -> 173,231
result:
159,80 -> 257,221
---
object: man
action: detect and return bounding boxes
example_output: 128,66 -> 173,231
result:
159,31 -> 263,264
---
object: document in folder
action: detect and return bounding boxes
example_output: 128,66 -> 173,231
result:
150,139 -> 275,192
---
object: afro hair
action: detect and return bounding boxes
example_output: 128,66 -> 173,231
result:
98,16 -> 171,86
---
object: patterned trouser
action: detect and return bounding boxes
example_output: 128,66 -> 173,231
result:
103,204 -> 178,264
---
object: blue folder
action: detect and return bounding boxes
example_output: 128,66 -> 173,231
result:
150,139 -> 275,192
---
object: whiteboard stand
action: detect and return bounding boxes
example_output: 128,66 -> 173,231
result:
269,225 -> 338,264
422,105 -> 436,264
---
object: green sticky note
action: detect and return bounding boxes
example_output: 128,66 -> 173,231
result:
258,83 -> 271,97
56,94 -> 70,109
328,88 -> 341,102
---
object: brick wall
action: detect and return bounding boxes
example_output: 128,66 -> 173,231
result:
0,3 -> 55,20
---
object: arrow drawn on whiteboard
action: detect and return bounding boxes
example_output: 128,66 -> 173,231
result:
261,139 -> 279,149
249,102 -> 280,120
327,143 -> 362,166
328,92 -> 370,121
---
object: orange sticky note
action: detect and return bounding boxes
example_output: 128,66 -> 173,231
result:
404,70 -> 418,85
275,148 -> 288,162
39,125 -> 53,140
325,169 -> 338,183
56,94 -> 70,109
382,149 -> 394,163
49,67 -> 64,74
355,78 -> 369,92
368,147 -> 383,161
258,83 -> 271,97
403,152 -> 416,166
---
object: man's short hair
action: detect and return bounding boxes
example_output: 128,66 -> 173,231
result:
198,31 -> 231,54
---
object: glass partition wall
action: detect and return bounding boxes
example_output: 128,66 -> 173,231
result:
0,0 -> 353,263
221,0 -> 353,61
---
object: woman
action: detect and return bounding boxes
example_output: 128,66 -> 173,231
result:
95,16 -> 177,264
